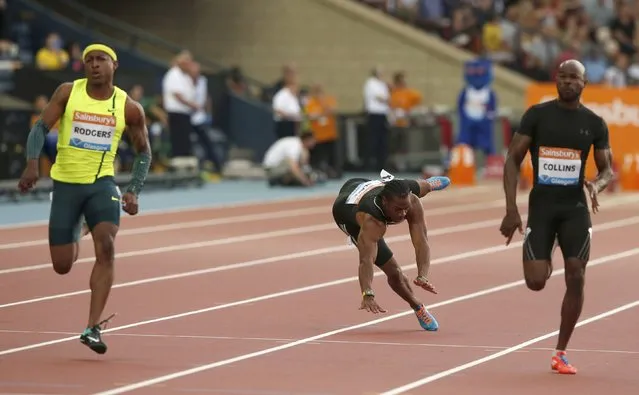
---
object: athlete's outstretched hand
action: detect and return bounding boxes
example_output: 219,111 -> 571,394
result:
500,210 -> 523,245
121,192 -> 139,216
360,296 -> 387,314
585,181 -> 600,213
414,276 -> 438,294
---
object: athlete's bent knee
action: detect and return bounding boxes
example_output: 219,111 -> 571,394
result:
564,258 -> 585,293
523,260 -> 551,291
50,244 -> 78,275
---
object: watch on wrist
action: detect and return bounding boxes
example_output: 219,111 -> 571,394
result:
362,289 -> 375,298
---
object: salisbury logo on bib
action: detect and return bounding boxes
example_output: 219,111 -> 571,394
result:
70,111 -> 116,152
537,146 -> 582,186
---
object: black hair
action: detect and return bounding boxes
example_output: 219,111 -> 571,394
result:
299,129 -> 315,140
379,179 -> 410,200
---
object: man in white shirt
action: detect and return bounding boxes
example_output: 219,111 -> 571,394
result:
162,51 -> 198,158
363,66 -> 390,171
262,130 -> 316,187
272,67 -> 302,138
189,61 -> 223,173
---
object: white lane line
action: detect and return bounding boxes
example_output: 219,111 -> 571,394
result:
0,184 -> 497,230
0,232 -> 531,356
0,195 -> 510,251
91,247 -> 639,395
0,206 -> 326,250
3,212 -> 639,310
2,218 -> 638,360
3,193 -> 637,276
0,217 -> 508,308
0,194 -> 524,275
4,330 -> 636,355
380,299 -> 639,395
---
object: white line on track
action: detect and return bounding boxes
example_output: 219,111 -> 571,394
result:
380,299 -> 639,394
3,210 -> 639,310
3,330 -> 637,355
2,217 -> 639,359
0,217 -> 508,307
1,193 -> 637,278
0,192 -> 534,274
0,195 -> 513,250
92,247 -> 639,395
0,184 -> 498,230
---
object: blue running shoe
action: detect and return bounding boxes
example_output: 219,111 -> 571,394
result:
425,176 -> 451,192
414,304 -> 439,331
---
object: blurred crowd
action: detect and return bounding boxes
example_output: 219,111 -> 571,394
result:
360,0 -> 639,87
7,0 -> 639,185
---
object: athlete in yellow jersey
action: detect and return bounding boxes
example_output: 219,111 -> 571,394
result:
17,44 -> 151,355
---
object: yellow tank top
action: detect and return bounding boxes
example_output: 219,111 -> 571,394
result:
51,78 -> 127,184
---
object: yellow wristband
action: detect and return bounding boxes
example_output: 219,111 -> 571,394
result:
362,289 -> 375,297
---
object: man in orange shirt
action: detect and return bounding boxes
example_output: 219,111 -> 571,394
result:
304,83 -> 339,177
389,72 -> 423,171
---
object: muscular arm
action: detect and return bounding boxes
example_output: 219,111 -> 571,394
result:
406,194 -> 430,279
355,212 -> 386,294
124,97 -> 152,196
591,118 -> 614,193
503,132 -> 532,212
25,83 -> 72,163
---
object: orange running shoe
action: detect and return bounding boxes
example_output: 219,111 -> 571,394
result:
551,351 -> 577,374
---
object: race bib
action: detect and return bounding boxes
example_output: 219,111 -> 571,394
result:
537,146 -> 582,186
69,111 -> 116,152
346,180 -> 384,204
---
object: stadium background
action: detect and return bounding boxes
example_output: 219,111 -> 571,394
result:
4,2 -> 639,394
0,0 -> 636,202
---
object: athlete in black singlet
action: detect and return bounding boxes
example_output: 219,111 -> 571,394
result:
332,171 -> 450,331
500,60 -> 613,374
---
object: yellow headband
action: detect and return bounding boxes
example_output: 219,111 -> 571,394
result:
82,44 -> 118,62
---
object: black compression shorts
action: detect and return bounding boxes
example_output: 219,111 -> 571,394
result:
523,201 -> 592,262
332,179 -> 393,267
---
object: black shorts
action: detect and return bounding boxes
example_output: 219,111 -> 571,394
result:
523,201 -> 592,262
332,179 -> 393,267
49,176 -> 122,245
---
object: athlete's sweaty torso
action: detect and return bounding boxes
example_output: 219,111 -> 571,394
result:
51,78 -> 128,184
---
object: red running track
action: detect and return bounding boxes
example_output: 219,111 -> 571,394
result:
0,186 -> 638,395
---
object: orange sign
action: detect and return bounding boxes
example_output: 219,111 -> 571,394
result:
525,83 -> 639,182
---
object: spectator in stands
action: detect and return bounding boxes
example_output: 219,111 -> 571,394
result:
213,65 -> 248,140
129,84 -> 170,170
482,11 -> 515,64
582,46 -> 609,83
363,65 -> 390,171
583,0 -> 615,27
0,38 -> 21,78
305,83 -> 339,178
388,71 -> 423,171
609,2 -> 636,56
66,41 -> 83,73
35,32 -> 69,70
264,62 -> 296,102
189,61 -> 223,176
262,130 -> 317,187
162,50 -> 199,159
227,66 -> 249,96
603,51 -> 629,87
272,65 -> 303,139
